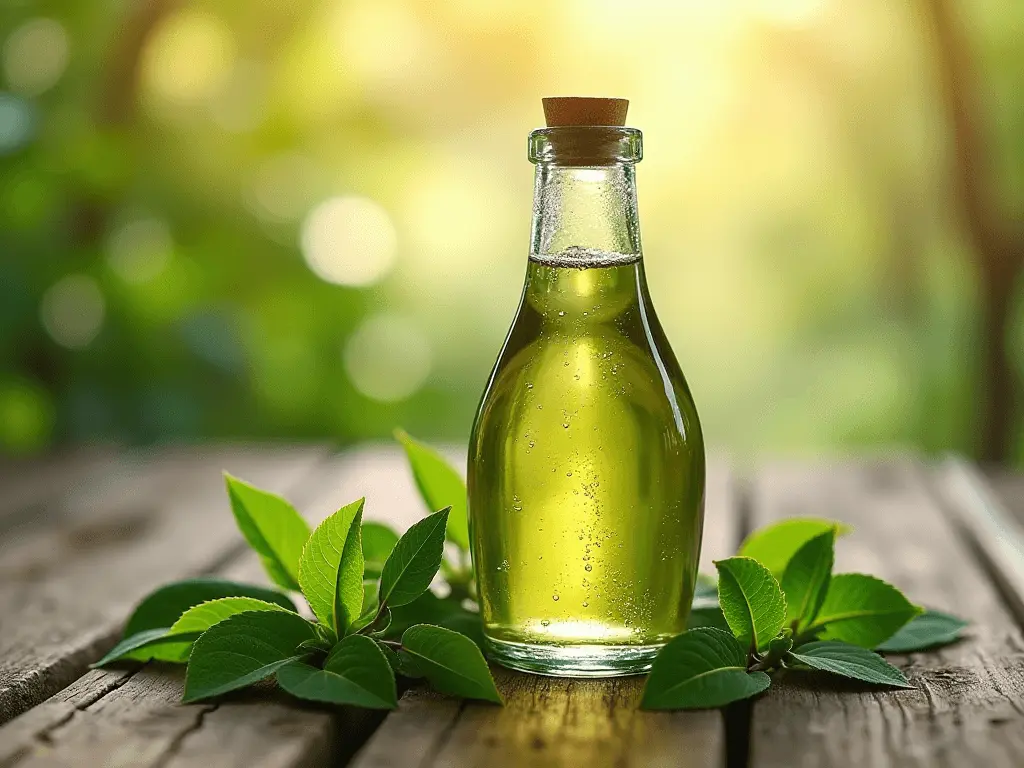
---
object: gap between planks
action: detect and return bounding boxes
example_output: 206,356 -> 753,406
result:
0,445 -> 332,726
351,459 -> 740,768
0,446 -> 468,768
15,453 -> 1019,768
745,456 -> 1024,768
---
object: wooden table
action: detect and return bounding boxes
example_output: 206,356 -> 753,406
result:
1,446 -> 1023,767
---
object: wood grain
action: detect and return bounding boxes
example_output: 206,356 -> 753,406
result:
0,445 -> 327,724
940,458 -> 1024,624
0,449 -> 115,535
747,458 -> 1024,768
0,447 -> 440,767
352,459 -> 735,768
983,467 -> 1024,524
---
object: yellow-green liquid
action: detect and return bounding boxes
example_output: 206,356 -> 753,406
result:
468,255 -> 705,675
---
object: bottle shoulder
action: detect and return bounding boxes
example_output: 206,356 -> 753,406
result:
471,314 -> 701,445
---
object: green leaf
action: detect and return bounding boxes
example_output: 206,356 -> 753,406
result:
355,581 -> 379,623
435,609 -> 485,651
171,597 -> 288,636
377,642 -> 424,679
808,574 -> 922,648
378,642 -> 402,674
298,499 -> 365,636
780,529 -> 835,629
786,641 -> 913,688
876,610 -> 968,653
379,507 -> 450,608
96,597 -> 293,667
183,610 -> 316,703
122,578 -> 296,637
714,557 -> 787,651
641,628 -> 771,710
362,522 -> 400,579
277,634 -> 397,709
687,605 -> 730,632
768,631 -> 794,656
395,429 -> 469,551
152,597 -> 290,662
739,518 -> 851,577
385,591 -> 480,645
93,628 -> 177,668
225,474 -> 311,591
401,624 -> 502,703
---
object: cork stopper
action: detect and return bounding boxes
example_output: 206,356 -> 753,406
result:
542,97 -> 629,127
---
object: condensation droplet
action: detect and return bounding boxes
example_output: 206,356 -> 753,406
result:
582,601 -> 589,608
585,563 -> 592,572
541,620 -> 550,627
562,423 -> 569,429
566,471 -> 573,477
552,594 -> 559,601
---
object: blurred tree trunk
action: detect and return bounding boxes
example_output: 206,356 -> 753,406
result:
71,0 -> 182,244
919,0 -> 1024,463
24,0 -> 180,401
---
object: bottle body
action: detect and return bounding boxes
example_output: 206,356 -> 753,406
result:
468,250 -> 705,676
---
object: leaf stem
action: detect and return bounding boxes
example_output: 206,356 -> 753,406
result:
358,600 -> 390,636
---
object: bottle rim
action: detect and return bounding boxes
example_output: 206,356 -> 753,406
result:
528,127 -> 643,166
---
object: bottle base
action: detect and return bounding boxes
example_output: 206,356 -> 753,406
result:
484,635 -> 660,678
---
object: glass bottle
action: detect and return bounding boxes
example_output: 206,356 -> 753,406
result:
468,98 -> 705,677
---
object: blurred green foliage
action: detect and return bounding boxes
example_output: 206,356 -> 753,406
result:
1,0 -> 1022,461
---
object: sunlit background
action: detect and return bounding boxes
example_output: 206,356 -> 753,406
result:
2,0 -> 1023,463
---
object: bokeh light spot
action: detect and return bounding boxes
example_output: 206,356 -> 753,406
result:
336,1 -> 429,87
40,274 -> 106,349
209,59 -> 265,132
343,313 -> 432,402
2,18 -> 69,95
142,9 -> 235,107
301,196 -> 398,286
106,215 -> 173,284
0,93 -> 34,155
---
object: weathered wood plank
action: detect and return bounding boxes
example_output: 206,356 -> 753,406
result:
748,458 -> 1024,768
0,447 -> 433,767
943,459 -> 1024,623
0,445 -> 328,724
0,448 -> 116,533
352,460 -> 735,768
982,468 -> 1024,525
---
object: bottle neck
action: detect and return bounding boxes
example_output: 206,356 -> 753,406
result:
529,163 -> 642,267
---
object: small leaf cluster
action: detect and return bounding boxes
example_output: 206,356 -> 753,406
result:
642,519 -> 968,710
96,431 -> 501,709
